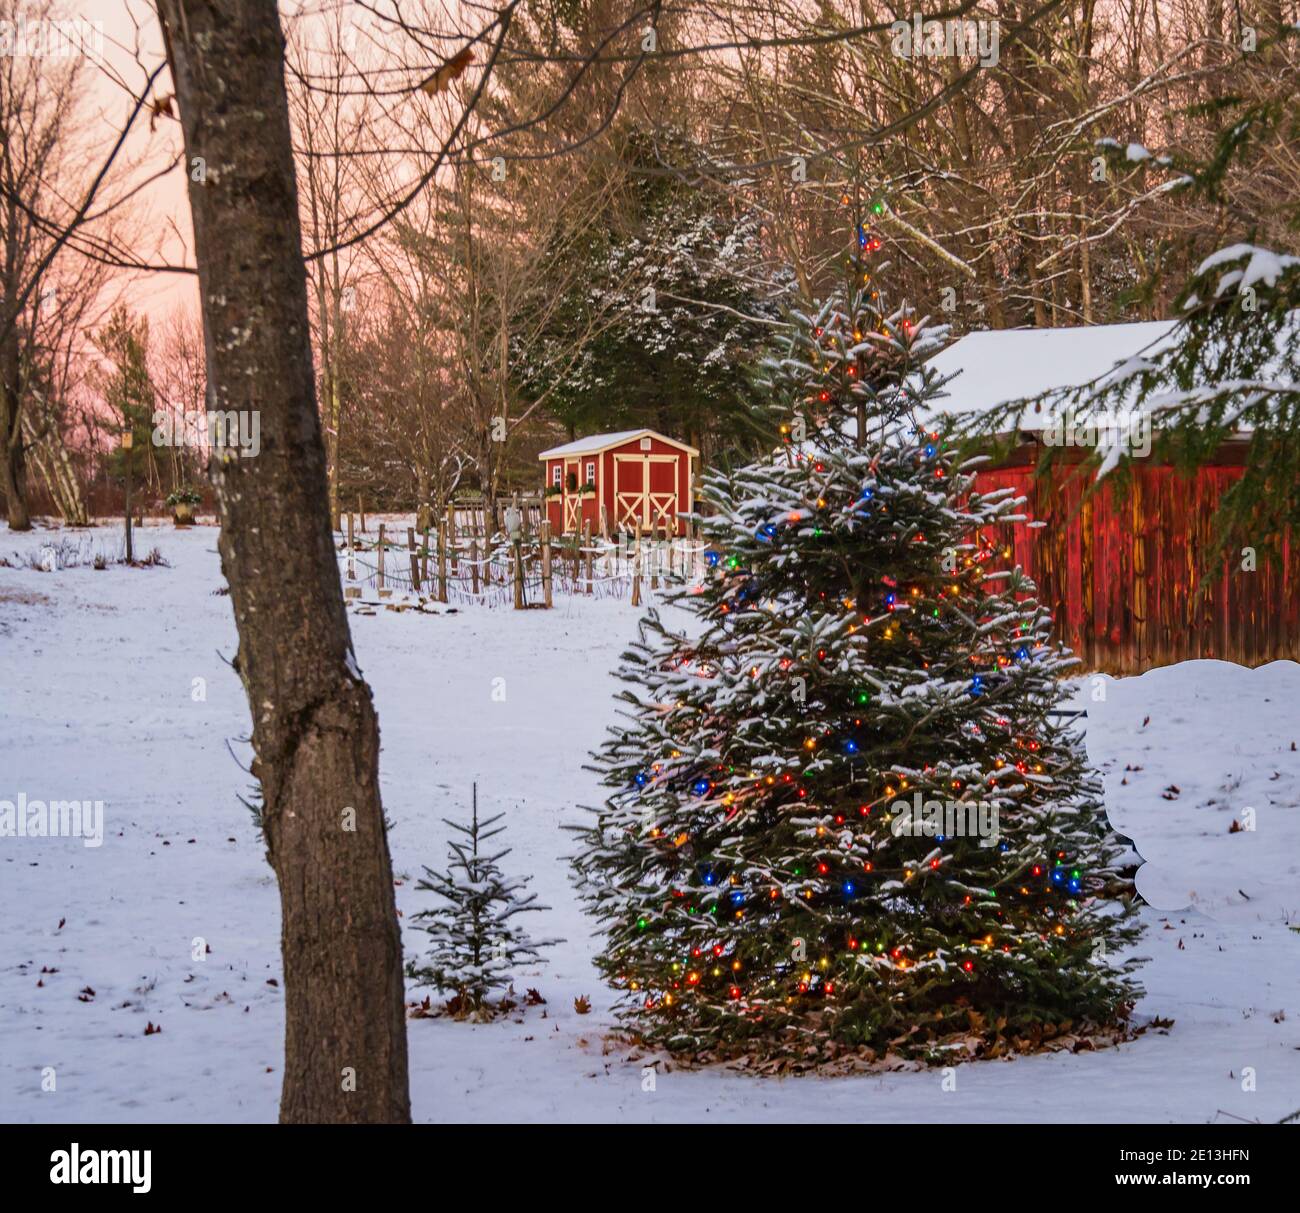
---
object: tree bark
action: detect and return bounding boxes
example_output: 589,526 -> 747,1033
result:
25,407 -> 88,526
1,336 -> 31,530
0,408 -> 30,529
156,0 -> 410,1124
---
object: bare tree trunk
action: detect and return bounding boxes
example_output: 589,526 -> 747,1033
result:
0,457 -> 29,528
25,410 -> 88,526
1,398 -> 30,530
326,362 -> 343,532
157,0 -> 410,1124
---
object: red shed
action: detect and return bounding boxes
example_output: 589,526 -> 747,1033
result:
927,322 -> 1300,674
539,429 -> 698,536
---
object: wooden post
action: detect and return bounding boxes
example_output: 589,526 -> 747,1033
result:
407,526 -> 420,593
631,523 -> 642,608
541,520 -> 553,608
437,524 -> 448,603
376,522 -> 388,596
347,512 -> 356,580
470,537 -> 480,596
650,525 -> 660,591
359,495 -> 366,533
447,503 -> 458,574
583,519 -> 593,595
420,526 -> 429,586
599,502 -> 609,540
512,540 -> 524,610
122,430 -> 134,563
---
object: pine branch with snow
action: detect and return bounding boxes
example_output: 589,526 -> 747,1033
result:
409,786 -> 560,1019
971,82 -> 1300,570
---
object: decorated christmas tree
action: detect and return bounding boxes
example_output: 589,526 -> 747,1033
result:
409,785 -> 558,1018
572,251 -> 1144,1064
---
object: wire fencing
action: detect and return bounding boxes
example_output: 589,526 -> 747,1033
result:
337,518 -> 712,609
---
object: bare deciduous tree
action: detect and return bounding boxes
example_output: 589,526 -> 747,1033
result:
156,0 -> 410,1124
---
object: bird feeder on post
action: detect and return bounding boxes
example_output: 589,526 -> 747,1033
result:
505,502 -> 524,609
121,430 -> 134,564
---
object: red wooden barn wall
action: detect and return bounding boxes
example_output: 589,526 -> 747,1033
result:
973,459 -> 1300,673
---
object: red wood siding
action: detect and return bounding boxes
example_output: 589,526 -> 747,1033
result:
973,461 -> 1300,673
541,436 -> 693,536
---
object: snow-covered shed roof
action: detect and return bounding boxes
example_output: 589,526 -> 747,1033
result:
921,320 -> 1177,431
537,429 -> 699,459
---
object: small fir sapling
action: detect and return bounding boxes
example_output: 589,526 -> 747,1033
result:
409,784 -> 560,1018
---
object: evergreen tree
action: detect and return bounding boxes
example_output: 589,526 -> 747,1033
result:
93,307 -> 156,488
572,258 -> 1143,1063
516,127 -> 793,460
409,786 -> 558,1019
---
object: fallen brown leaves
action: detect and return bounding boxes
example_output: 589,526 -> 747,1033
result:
595,1008 -> 1155,1076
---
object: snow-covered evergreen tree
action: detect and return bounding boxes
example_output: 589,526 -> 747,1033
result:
572,259 -> 1143,1063
515,126 -> 793,457
410,785 -> 558,1018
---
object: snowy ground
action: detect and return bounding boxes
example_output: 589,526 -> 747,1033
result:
2,522 -> 1298,1124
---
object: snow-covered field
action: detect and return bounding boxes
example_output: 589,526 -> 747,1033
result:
2,522 -> 1299,1123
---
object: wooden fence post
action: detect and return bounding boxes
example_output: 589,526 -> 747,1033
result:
599,502 -> 609,540
437,524 -> 448,604
377,522 -> 388,596
631,523 -> 642,608
359,495 -> 366,534
407,526 -> 420,593
512,541 -> 524,610
583,519 -> 593,595
541,520 -> 553,608
346,512 -> 355,580
420,526 -> 430,586
470,537 -> 480,596
447,503 -> 458,574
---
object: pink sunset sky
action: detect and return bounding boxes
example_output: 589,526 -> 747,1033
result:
73,0 -> 195,322
71,0 -> 420,326
68,1 -> 463,331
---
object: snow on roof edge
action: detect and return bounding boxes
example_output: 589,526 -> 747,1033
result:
919,320 -> 1179,428
538,429 -> 699,458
